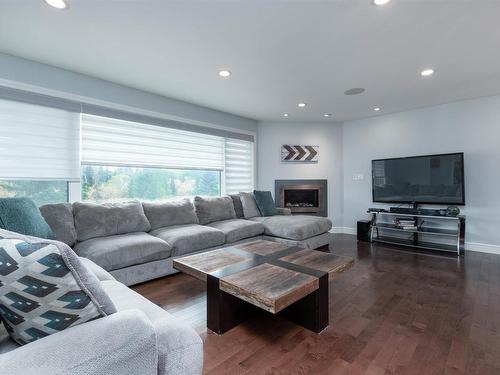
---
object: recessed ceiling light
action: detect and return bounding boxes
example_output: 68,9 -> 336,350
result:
218,70 -> 231,78
344,88 -> 365,96
283,113 -> 289,117
323,114 -> 332,118
297,103 -> 307,108
44,0 -> 69,9
374,107 -> 381,111
373,0 -> 391,5
420,68 -> 435,77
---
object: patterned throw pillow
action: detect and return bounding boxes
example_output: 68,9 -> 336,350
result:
0,230 -> 116,345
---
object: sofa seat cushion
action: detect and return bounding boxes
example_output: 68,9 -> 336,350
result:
74,232 -> 172,271
150,224 -> 225,256
207,219 -> 264,243
249,215 -> 332,241
101,280 -> 203,375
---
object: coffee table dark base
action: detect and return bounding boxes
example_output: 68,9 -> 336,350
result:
207,273 -> 329,335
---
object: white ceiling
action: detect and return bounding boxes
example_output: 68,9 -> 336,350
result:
1,0 -> 500,122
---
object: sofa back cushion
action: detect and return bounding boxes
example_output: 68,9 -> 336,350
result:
39,203 -> 77,247
239,192 -> 261,218
0,229 -> 116,345
229,194 -> 244,218
253,190 -> 278,217
142,199 -> 198,230
194,196 -> 236,225
0,198 -> 54,240
73,201 -> 151,242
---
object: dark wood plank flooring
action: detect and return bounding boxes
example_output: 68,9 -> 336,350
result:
132,234 -> 500,374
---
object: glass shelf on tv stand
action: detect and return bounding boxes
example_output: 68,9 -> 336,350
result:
368,211 -> 466,256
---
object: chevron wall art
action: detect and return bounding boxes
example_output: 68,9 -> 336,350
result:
281,145 -> 319,163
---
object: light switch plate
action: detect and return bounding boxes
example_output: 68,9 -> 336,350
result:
353,173 -> 364,180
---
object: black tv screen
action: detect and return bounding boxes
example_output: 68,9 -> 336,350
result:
372,153 -> 465,205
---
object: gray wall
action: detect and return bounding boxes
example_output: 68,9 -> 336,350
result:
257,121 -> 344,228
343,95 -> 500,252
0,52 -> 257,133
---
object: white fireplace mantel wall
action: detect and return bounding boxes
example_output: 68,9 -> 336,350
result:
256,121 -> 344,230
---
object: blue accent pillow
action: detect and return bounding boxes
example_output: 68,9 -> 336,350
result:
253,190 -> 278,217
0,198 -> 54,239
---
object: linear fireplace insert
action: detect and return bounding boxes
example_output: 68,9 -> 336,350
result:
284,188 -> 319,209
275,179 -> 327,217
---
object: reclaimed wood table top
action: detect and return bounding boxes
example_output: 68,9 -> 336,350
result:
220,263 -> 319,313
173,240 -> 354,314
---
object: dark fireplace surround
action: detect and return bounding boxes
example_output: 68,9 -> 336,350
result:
275,179 -> 328,217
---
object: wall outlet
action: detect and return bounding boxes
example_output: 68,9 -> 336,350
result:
353,173 -> 364,181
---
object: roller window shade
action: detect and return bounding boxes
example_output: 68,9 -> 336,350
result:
82,104 -> 255,142
224,138 -> 254,194
81,114 -> 225,170
0,99 -> 80,181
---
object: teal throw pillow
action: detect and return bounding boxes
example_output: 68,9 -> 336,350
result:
0,198 -> 54,239
253,190 -> 278,217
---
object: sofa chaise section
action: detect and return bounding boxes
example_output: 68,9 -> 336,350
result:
249,214 -> 332,241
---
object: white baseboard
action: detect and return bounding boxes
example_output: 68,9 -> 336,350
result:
330,227 -> 500,255
465,242 -> 500,255
330,227 -> 356,235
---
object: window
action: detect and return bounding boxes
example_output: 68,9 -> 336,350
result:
0,180 -> 69,206
224,138 -> 254,194
81,114 -> 225,170
81,165 -> 220,202
0,98 -> 80,204
81,114 -> 254,201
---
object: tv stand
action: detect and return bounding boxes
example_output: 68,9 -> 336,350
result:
369,211 -> 465,256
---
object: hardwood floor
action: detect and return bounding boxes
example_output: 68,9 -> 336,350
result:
132,234 -> 500,374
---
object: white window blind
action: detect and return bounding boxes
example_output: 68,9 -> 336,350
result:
81,114 -> 225,170
224,138 -> 254,194
0,99 -> 80,181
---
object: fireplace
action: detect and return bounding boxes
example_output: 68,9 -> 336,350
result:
275,179 -> 327,217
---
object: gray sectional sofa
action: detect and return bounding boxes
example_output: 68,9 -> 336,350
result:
0,250 -> 203,375
40,194 -> 332,286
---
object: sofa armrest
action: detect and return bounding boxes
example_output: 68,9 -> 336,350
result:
154,316 -> 203,375
276,207 -> 292,216
0,310 -> 158,375
79,256 -> 116,281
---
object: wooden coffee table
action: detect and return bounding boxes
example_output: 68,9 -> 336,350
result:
173,240 -> 354,334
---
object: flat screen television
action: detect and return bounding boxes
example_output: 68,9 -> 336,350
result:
372,152 -> 465,205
